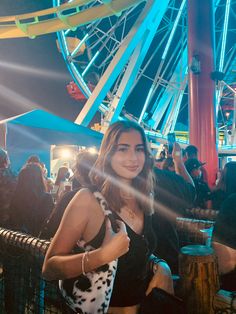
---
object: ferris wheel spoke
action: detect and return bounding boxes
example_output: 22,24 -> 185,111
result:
74,0 -> 169,126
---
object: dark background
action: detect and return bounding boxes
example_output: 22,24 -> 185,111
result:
1,1 -> 234,128
0,1 -> 83,121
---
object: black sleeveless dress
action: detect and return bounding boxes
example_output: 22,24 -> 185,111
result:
87,211 -> 157,307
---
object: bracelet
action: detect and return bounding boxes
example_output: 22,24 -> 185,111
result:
81,251 -> 90,275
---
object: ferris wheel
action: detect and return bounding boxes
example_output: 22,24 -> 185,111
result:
54,0 -> 236,142
52,0 -> 188,134
0,0 -> 235,142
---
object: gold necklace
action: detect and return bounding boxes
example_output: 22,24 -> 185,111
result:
124,206 -> 136,220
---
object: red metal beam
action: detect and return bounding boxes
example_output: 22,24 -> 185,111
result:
188,0 -> 218,187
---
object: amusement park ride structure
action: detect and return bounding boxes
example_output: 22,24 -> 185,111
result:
0,1 -> 235,167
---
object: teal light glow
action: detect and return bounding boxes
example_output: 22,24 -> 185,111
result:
219,0 -> 231,72
138,85 -> 154,123
162,0 -> 186,60
82,51 -> 100,77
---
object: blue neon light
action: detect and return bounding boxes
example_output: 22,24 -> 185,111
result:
82,51 -> 100,77
162,0 -> 186,60
219,0 -> 231,72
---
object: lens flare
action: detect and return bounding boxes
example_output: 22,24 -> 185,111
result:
0,60 -> 70,80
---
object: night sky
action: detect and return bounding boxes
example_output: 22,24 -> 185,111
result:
0,1 -> 190,127
1,1 -> 233,128
0,1 -> 84,122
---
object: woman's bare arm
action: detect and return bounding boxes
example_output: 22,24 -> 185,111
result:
213,241 -> 236,274
172,143 -> 195,187
42,188 -> 130,280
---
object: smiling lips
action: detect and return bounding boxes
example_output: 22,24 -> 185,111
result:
125,165 -> 139,172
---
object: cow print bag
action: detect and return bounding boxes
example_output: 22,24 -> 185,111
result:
59,191 -> 118,314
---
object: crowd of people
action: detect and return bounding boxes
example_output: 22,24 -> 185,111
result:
155,144 -> 236,211
0,120 -> 235,314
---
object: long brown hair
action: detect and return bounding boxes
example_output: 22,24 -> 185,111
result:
9,163 -> 47,235
90,120 -> 154,214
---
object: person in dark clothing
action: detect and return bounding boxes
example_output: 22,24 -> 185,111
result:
39,150 -> 98,239
4,163 -> 54,314
54,165 -> 70,202
26,155 -> 41,164
153,143 -> 196,274
185,158 -> 211,209
0,148 -> 17,227
184,145 -> 198,160
152,212 -> 180,274
155,143 -> 196,217
184,145 -> 208,183
70,149 -> 98,190
40,189 -> 78,239
212,193 -> 236,291
0,148 -> 18,313
211,161 -> 236,211
8,163 -> 54,236
154,168 -> 196,218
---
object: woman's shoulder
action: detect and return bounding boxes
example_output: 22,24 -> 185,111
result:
73,187 -> 97,200
68,187 -> 100,213
61,188 -> 103,228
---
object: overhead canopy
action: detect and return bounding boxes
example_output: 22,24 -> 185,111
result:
1,109 -> 102,140
1,109 -> 103,173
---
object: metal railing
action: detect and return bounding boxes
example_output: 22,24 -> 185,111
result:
0,228 -> 71,314
0,226 -> 235,314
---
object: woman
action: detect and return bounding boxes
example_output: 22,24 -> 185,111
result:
8,163 -> 54,236
0,148 -> 17,228
42,120 -> 173,314
211,161 -> 236,210
70,149 -> 98,190
54,165 -> 70,202
4,163 -> 54,313
39,150 -> 98,240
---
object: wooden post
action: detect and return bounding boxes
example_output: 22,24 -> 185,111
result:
179,245 -> 220,314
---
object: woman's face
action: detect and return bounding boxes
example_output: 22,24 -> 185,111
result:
110,130 -> 145,183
